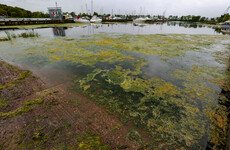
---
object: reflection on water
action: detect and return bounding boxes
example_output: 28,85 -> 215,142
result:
52,27 -> 67,36
0,22 -> 222,39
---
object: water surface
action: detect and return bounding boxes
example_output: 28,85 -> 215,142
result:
0,22 -> 229,149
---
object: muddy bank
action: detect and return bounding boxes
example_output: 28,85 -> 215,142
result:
0,61 -> 148,149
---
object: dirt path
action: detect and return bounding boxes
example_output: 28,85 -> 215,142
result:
0,61 -> 145,149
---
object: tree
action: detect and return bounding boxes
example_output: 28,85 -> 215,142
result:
70,12 -> 76,17
93,12 -> 99,16
32,12 -> 42,18
0,8 -> 7,16
0,4 -> 50,18
200,17 -> 206,22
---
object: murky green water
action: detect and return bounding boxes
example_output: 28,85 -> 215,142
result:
0,23 -> 229,149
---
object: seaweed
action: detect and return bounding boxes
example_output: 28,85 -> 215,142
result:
0,98 -> 43,119
1,33 -> 230,148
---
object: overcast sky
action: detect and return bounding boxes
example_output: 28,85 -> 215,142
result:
0,0 -> 229,17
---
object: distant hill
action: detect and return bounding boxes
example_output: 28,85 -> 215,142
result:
0,3 -> 49,18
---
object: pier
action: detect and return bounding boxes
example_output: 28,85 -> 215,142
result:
0,18 -> 74,26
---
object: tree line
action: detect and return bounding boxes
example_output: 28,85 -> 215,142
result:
1,3 -> 229,22
0,4 -> 49,18
168,14 -> 230,23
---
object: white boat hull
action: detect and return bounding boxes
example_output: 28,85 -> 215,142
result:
74,19 -> 90,23
133,19 -> 146,23
90,19 -> 102,23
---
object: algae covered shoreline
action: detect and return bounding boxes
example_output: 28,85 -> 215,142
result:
0,30 -> 230,149
0,60 -> 149,149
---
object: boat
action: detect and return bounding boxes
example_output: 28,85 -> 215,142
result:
221,20 -> 230,34
90,16 -> 102,23
133,17 -> 150,23
74,17 -> 90,23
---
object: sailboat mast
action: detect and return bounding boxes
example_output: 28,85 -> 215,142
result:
91,0 -> 93,16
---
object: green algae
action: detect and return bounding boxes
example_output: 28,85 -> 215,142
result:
0,70 -> 32,91
125,129 -> 142,144
0,37 -> 9,41
18,32 -> 39,38
0,62 -> 20,72
0,98 -> 43,119
0,98 -> 8,108
0,33 -> 230,148
77,132 -> 110,150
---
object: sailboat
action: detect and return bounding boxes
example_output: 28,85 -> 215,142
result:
89,0 -> 102,23
133,7 -> 149,23
90,16 -> 102,23
133,17 -> 150,23
74,17 -> 90,23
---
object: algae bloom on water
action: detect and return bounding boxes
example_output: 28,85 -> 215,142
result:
0,31 -> 229,149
